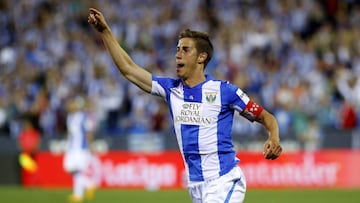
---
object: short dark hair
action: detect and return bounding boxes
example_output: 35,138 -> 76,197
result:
178,29 -> 213,68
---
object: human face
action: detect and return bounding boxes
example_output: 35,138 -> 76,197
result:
175,38 -> 200,79
66,99 -> 78,113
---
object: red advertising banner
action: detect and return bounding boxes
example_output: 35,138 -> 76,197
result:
24,150 -> 360,189
238,150 -> 360,188
29,151 -> 185,189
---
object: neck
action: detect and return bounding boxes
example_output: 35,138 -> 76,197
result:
183,74 -> 206,87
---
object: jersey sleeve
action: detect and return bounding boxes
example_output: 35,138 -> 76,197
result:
224,82 -> 263,122
151,75 -> 167,98
151,75 -> 179,100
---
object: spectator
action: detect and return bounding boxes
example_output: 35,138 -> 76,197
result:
0,0 -> 360,149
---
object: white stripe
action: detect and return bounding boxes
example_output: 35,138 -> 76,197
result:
151,80 -> 166,97
236,89 -> 249,104
169,83 -> 190,180
199,81 -> 221,179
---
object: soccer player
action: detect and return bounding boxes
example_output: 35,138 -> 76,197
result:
63,96 -> 97,203
88,8 -> 282,203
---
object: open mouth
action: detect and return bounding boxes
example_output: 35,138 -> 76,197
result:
177,64 -> 185,68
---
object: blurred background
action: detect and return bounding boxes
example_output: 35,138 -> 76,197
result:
0,0 -> 360,193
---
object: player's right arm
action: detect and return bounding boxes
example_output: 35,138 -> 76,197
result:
88,8 -> 152,93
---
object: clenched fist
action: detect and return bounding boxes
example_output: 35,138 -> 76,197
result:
263,138 -> 282,160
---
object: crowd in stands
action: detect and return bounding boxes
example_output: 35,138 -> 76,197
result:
0,0 -> 360,150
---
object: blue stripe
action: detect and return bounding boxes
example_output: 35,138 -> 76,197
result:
81,114 -> 87,149
181,124 -> 203,181
218,82 -> 238,176
182,86 -> 203,181
224,179 -> 240,203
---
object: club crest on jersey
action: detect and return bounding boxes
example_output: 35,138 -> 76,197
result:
205,92 -> 217,103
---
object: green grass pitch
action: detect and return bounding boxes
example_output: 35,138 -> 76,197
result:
0,186 -> 359,203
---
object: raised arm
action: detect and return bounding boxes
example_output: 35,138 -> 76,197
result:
88,8 -> 152,93
255,109 -> 282,160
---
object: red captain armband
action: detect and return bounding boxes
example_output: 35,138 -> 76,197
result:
240,100 -> 263,122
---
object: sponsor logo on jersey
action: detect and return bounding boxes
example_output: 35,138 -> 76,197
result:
174,102 -> 217,126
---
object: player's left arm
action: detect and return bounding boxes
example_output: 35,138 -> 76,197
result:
230,84 -> 282,160
254,109 -> 282,160
239,98 -> 282,160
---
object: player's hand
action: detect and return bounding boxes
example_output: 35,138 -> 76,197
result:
88,8 -> 108,32
263,138 -> 282,160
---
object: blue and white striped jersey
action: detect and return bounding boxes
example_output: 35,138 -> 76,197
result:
151,74 -> 254,182
66,111 -> 95,152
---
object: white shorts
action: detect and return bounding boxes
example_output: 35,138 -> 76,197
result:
63,150 -> 91,173
187,166 -> 247,203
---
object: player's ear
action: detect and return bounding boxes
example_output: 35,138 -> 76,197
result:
197,52 -> 207,64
